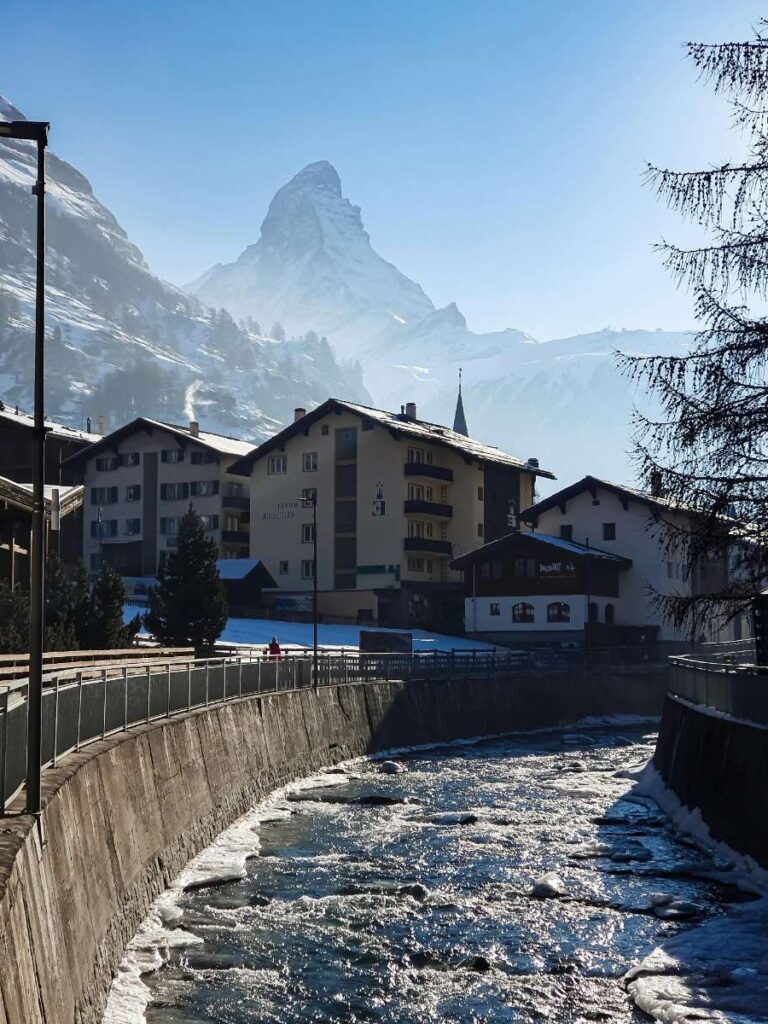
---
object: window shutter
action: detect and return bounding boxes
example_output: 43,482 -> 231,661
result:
212,480 -> 219,495
190,481 -> 197,497
109,487 -> 118,502
182,482 -> 189,499
160,518 -> 167,534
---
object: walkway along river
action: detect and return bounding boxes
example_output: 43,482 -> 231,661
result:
106,723 -> 768,1023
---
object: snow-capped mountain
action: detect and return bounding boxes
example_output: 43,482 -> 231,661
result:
189,160 -> 693,488
0,99 -> 368,438
188,160 -> 434,352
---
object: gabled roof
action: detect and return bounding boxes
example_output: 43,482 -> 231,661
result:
0,403 -> 99,445
521,474 -> 683,523
62,417 -> 253,468
228,398 -> 555,478
216,558 -> 276,586
450,530 -> 633,570
0,476 -> 83,518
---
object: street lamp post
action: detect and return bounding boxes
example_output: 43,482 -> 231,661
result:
0,118 -> 50,815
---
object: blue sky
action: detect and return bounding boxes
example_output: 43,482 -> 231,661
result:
2,0 -> 761,339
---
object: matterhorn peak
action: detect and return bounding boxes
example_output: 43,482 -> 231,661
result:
288,160 -> 342,196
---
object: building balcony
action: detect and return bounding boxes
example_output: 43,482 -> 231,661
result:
222,529 -> 250,545
403,537 -> 453,556
403,462 -> 453,482
404,499 -> 453,518
222,494 -> 250,511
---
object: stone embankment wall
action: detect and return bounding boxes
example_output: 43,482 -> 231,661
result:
654,693 -> 768,868
0,669 -> 666,1024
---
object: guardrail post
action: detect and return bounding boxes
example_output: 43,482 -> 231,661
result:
123,666 -> 128,732
239,657 -> 243,698
146,666 -> 151,723
52,676 -> 60,766
205,661 -> 210,706
76,672 -> 83,751
102,668 -> 108,739
258,657 -> 262,694
187,662 -> 192,711
1,688 -> 8,814
166,663 -> 171,718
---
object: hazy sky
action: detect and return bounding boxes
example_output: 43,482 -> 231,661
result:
2,0 -> 761,339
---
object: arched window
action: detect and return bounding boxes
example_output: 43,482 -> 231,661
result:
588,602 -> 598,623
512,602 -> 535,623
547,601 -> 570,623
604,603 -> 615,625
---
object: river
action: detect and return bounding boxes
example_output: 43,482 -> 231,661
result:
106,721 -> 768,1023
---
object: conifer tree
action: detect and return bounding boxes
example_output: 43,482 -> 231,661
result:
86,563 -> 140,649
44,555 -> 78,651
619,22 -> 768,633
0,581 -> 28,654
144,506 -> 227,654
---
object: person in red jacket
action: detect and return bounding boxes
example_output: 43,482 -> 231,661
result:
267,636 -> 281,660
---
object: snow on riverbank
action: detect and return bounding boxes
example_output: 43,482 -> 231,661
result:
624,763 -> 768,1022
123,607 -> 496,654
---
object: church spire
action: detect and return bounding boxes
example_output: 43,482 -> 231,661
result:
453,367 -> 469,436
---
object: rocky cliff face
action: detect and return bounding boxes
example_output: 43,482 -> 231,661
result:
0,101 -> 368,438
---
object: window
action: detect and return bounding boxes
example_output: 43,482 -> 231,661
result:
191,450 -> 217,465
321,424 -> 329,435
191,479 -> 219,497
602,522 -> 616,541
480,561 -> 491,579
301,559 -> 315,579
591,498 -> 600,506
126,484 -> 141,502
407,557 -> 425,572
478,487 -> 484,501
125,518 -> 141,535
302,523 -> 316,543
302,487 -> 317,504
490,602 -> 500,616
335,427 -> 357,459
279,560 -> 289,575
513,558 -> 537,578
120,452 -> 140,467
199,514 -> 219,531
90,486 -> 118,505
267,455 -> 287,474
547,602 -> 570,623
492,559 -> 502,579
160,482 -> 189,501
160,517 -> 180,535
408,483 -> 424,501
95,456 -> 119,472
408,446 -> 424,463
605,603 -> 615,625
560,525 -> 573,542
90,519 -> 117,538
512,602 -> 535,624
161,448 -> 184,463
302,452 -> 318,472
89,553 -> 102,571
225,481 -> 243,496
225,515 -> 239,532
477,523 -> 484,538
408,520 -> 425,538
588,602 -> 598,623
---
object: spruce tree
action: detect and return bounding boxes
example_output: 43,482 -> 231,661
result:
0,581 -> 28,654
86,563 -> 140,649
145,505 -> 227,655
618,22 -> 768,634
43,555 -> 78,651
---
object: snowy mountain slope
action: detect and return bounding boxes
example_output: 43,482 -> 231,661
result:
188,160 -> 693,489
188,161 -> 434,351
0,99 -> 368,438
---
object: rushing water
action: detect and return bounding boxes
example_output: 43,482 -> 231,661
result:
113,723 -> 768,1024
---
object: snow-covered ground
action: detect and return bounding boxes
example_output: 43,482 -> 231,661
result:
124,606 -> 495,654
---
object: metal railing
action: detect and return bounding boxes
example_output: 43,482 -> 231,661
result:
668,646 -> 767,726
0,648 -> 534,814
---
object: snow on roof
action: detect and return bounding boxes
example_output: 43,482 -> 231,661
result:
522,474 -> 689,520
0,403 -> 100,444
146,419 -> 254,457
62,416 -> 254,466
216,559 -> 265,580
0,475 -> 83,516
532,533 -> 628,560
450,529 -> 632,569
230,398 -> 554,478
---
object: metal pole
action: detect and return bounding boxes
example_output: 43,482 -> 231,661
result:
76,673 -> 83,750
1,688 -> 8,814
25,129 -> 49,815
52,676 -> 59,766
312,498 -> 318,687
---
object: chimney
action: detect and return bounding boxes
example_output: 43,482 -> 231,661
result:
649,470 -> 664,498
405,401 -> 417,420
189,420 -> 200,437
86,416 -> 92,433
97,415 -> 105,437
526,457 -> 539,469
294,407 -> 306,422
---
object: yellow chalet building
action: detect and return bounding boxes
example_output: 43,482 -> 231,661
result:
229,398 -> 554,630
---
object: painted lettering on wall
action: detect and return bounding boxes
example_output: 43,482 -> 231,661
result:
262,500 -> 300,521
538,560 -> 576,576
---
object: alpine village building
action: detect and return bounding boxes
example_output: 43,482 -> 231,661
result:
227,396 -> 554,630
64,417 -> 253,583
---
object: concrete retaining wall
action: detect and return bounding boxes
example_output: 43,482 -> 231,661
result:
654,694 -> 768,868
0,668 -> 666,1024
